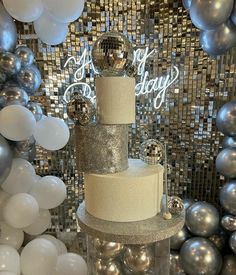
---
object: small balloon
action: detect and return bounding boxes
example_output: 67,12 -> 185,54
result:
0,245 -> 20,274
170,251 -> 186,275
182,0 -> 192,10
93,258 -> 122,275
221,215 -> 236,231
0,222 -> 24,250
0,52 -> 21,76
170,226 -> 190,250
221,255 -> 236,275
91,238 -> 124,259
216,148 -> 236,178
27,101 -> 43,121
230,231 -> 236,254
37,235 -> 67,256
0,85 -> 29,108
15,46 -> 34,67
222,136 -> 236,149
0,135 -> 12,186
220,181 -> 236,215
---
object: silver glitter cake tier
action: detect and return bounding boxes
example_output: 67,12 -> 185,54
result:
75,123 -> 128,174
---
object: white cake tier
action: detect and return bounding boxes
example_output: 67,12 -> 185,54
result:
96,77 -> 135,124
85,159 -> 164,222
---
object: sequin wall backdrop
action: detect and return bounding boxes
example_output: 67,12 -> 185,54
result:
16,0 -> 236,232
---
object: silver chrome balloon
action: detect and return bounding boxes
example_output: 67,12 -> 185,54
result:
221,215 -> 236,231
92,31 -> 133,76
140,139 -> 163,165
15,46 -> 34,67
230,231 -> 236,254
220,181 -> 236,215
221,255 -> 236,275
180,237 -> 222,275
168,196 -> 184,215
222,136 -> 236,149
186,202 -> 219,237
216,100 -> 236,136
0,85 -> 29,108
170,226 -> 190,250
216,148 -> 236,178
170,251 -> 186,275
183,198 -> 195,210
200,21 -> 236,56
123,245 -> 153,273
93,258 -> 122,275
190,0 -> 234,31
17,64 -> 42,95
0,135 -> 13,185
26,101 -> 43,121
0,3 -> 17,52
0,52 -> 21,75
182,0 -> 192,10
231,1 -> 236,26
91,238 -> 124,259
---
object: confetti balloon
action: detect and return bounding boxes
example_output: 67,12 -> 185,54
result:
0,85 -> 29,108
0,135 -> 12,186
15,46 -> 34,67
170,226 -> 190,250
0,222 -> 24,250
3,193 -> 39,228
29,176 -> 67,209
21,239 -> 57,275
220,181 -> 236,215
0,245 -> 20,274
33,116 -> 70,151
0,52 -> 21,76
0,105 -> 36,141
221,255 -> 236,275
55,253 -> 87,275
37,235 -> 67,256
140,139 -> 163,165
91,238 -> 124,259
216,148 -> 236,178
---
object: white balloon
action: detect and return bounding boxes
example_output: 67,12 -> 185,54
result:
55,253 -> 87,275
0,190 -> 10,221
33,116 -> 70,150
34,11 -> 68,45
0,245 -> 20,274
29,176 -> 67,209
3,193 -> 39,229
0,105 -> 36,141
37,235 -> 67,255
0,222 -> 24,250
21,239 -> 57,275
23,209 -> 51,235
42,0 -> 85,23
3,0 -> 43,22
2,158 -> 36,195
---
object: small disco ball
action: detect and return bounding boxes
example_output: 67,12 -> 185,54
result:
168,196 -> 184,215
67,93 -> 95,125
140,139 -> 163,165
92,31 -> 134,76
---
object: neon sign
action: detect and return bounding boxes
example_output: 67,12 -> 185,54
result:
63,47 -> 179,109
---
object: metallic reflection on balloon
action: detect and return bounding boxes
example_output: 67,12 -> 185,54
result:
170,226 -> 190,250
0,135 -> 13,185
93,258 -> 122,275
92,238 -> 124,259
216,148 -> 236,178
183,198 -> 195,210
230,232 -> 236,254
0,52 -> 21,75
222,136 -> 236,149
170,251 -> 186,275
221,215 -> 236,231
221,255 -> 236,275
180,237 -> 222,275
27,101 -> 43,121
220,181 -> 236,215
15,46 -> 34,67
0,86 -> 29,108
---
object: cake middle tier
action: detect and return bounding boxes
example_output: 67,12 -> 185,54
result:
85,159 -> 164,222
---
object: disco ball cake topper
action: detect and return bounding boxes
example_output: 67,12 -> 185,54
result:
92,31 -> 134,77
140,139 -> 163,165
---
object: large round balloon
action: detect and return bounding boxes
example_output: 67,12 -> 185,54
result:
222,136 -> 236,149
15,46 -> 34,67
190,0 -> 234,31
0,3 -> 17,52
0,52 -> 21,76
170,226 -> 190,250
0,245 -> 20,274
3,0 -> 43,23
216,148 -> 236,178
42,0 -> 85,23
0,222 -> 24,250
0,190 -> 10,221
200,21 -> 236,56
0,85 -> 29,108
220,181 -> 236,215
37,235 -> 67,256
34,11 -> 68,46
180,237 -> 222,275
0,135 -> 12,186
221,255 -> 236,275
33,116 -> 70,151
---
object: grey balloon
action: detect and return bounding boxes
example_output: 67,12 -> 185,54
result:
231,2 -> 236,26
222,136 -> 236,149
170,252 -> 186,275
0,2 -> 17,52
0,52 -> 21,75
200,21 -> 236,56
182,0 -> 192,10
0,135 -> 13,185
17,64 -> 42,95
220,181 -> 236,215
27,101 -> 43,121
221,215 -> 236,231
229,232 -> 236,254
186,202 -> 219,237
216,100 -> 236,136
15,46 -> 34,67
220,255 -> 236,275
190,0 -> 234,31
216,148 -> 236,178
180,237 -> 222,275
170,226 -> 190,250
183,198 -> 195,210
0,85 -> 29,108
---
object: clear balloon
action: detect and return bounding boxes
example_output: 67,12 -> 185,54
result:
3,193 -> 39,228
34,11 -> 68,46
222,136 -> 236,149
230,232 -> 236,254
29,176 -> 67,209
55,253 -> 87,275
33,116 -> 70,151
15,46 -> 34,67
0,52 -> 21,76
220,181 -> 236,215
3,0 -> 43,23
190,0 -> 234,30
0,222 -> 24,250
221,255 -> 236,275
170,226 -> 190,250
0,3 -> 17,52
21,239 -> 57,275
42,0 -> 85,23
0,190 -> 10,221
0,135 -> 12,186
0,105 -> 36,141
23,209 -> 51,235
26,101 -> 43,121
37,235 -> 67,256
216,148 -> 236,178
2,158 -> 36,195
0,85 -> 29,108
0,245 -> 20,273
